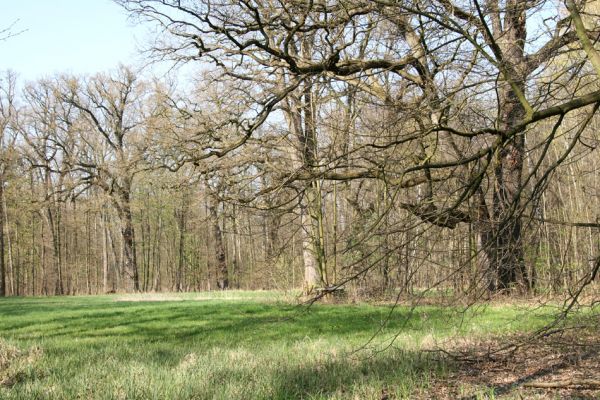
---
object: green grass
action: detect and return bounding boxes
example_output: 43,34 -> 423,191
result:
0,292 -> 556,399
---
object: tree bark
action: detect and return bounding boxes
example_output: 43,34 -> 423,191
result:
101,211 -> 109,293
208,193 -> 228,290
284,77 -> 326,294
0,173 -> 5,297
115,193 -> 139,293
175,198 -> 188,292
473,3 -> 533,293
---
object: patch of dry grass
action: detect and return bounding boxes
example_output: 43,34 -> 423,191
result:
0,339 -> 42,388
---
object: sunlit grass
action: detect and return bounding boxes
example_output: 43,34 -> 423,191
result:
0,292 -> 556,399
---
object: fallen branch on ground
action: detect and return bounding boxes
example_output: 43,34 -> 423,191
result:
523,379 -> 600,389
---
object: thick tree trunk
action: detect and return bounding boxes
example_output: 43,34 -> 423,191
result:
208,196 -> 228,290
484,94 -> 528,292
119,203 -> 139,292
114,187 -> 139,292
284,78 -> 326,294
480,5 -> 531,293
300,204 -> 321,293
303,180 -> 326,293
46,207 -> 64,295
303,82 -> 327,292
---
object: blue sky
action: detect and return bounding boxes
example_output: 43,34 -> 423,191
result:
0,0 -> 146,82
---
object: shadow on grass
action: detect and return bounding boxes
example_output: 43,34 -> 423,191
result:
0,297 -> 465,370
282,349 -> 445,399
0,300 -> 455,342
0,296 -> 561,399
0,297 -> 551,348
162,349 -> 446,399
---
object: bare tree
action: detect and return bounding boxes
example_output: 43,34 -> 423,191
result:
58,66 -> 153,292
117,0 -> 600,295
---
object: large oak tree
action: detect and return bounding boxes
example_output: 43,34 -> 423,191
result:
116,0 -> 600,293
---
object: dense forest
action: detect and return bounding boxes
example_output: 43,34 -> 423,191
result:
0,0 -> 599,302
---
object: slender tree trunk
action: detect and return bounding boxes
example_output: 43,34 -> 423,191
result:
0,173 -> 5,297
85,211 -> 91,294
30,212 -> 36,296
140,206 -> 149,292
153,214 -> 162,291
246,212 -> 255,289
40,214 -> 48,296
231,204 -> 241,289
175,195 -> 188,292
101,211 -> 109,293
14,219 -> 20,296
107,219 -> 120,291
3,180 -> 15,296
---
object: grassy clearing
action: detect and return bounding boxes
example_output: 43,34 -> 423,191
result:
0,292 -> 558,399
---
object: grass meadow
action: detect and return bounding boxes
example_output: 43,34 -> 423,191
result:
0,291 -> 572,399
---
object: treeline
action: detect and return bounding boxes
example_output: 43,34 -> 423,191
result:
1,0 -> 600,299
